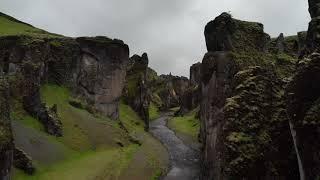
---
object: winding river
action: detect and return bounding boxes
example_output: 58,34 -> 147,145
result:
150,115 -> 200,180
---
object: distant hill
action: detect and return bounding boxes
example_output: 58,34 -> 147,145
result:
0,12 -> 61,38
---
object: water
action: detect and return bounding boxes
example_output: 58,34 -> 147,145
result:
150,115 -> 200,180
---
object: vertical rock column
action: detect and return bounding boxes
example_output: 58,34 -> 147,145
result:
306,0 -> 320,53
76,37 -> 129,120
0,76 -> 13,180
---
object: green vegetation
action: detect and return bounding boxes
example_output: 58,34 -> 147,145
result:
13,84 -> 168,179
0,13 -> 61,38
168,109 -> 200,140
149,102 -> 160,121
119,102 -> 169,180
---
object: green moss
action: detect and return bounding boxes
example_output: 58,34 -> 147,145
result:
49,40 -> 63,48
168,109 -> 200,140
303,98 -> 320,125
13,145 -> 139,180
149,102 -> 160,121
13,84 -> 168,179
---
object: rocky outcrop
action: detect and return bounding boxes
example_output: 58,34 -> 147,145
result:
200,52 -> 237,179
13,147 -> 35,175
178,62 -> 202,115
204,12 -> 270,52
222,67 -> 298,178
298,31 -> 307,54
286,53 -> 320,179
200,12 -> 302,179
22,61 -> 62,136
0,76 -> 13,180
75,37 -> 129,119
0,35 -> 129,124
190,62 -> 202,86
124,53 -> 150,130
305,0 -> 320,54
269,33 -> 302,56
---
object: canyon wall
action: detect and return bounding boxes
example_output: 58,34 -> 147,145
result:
0,76 -> 13,180
0,35 -> 129,127
200,12 -> 303,179
124,53 -> 150,130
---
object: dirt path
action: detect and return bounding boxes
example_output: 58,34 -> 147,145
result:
150,115 -> 200,180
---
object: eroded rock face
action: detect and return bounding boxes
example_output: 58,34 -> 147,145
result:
75,37 -> 129,119
22,61 -> 62,136
13,147 -> 35,175
199,51 -> 237,179
0,76 -> 13,180
0,36 -> 129,125
124,53 -> 150,130
222,67 -> 298,179
190,62 -> 202,86
200,12 -> 302,179
286,53 -> 320,179
305,0 -> 320,54
178,62 -> 202,115
204,12 -> 270,52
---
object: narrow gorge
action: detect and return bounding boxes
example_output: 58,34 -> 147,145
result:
0,0 -> 320,180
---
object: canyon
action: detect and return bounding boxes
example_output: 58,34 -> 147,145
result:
0,0 -> 320,180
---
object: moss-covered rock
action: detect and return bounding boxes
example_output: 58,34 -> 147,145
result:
204,12 -> 270,52
200,12 -> 302,180
0,76 -> 13,180
123,53 -> 150,130
222,66 -> 298,178
286,53 -> 320,179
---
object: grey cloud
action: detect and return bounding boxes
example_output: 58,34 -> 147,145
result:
0,0 -> 310,77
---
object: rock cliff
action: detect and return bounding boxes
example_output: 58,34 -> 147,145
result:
0,76 -> 13,180
178,62 -> 202,115
0,35 -> 129,126
124,53 -> 150,130
284,1 -> 320,177
200,12 -> 303,179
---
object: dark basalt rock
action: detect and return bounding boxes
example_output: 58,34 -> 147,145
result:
22,61 -> 62,137
0,76 -> 13,180
222,67 -> 298,179
13,147 -> 35,175
190,62 -> 202,86
286,53 -> 320,179
124,53 -> 150,130
199,51 -> 237,180
204,12 -> 270,52
75,37 -> 129,120
305,0 -> 320,55
0,35 -> 130,122
177,62 -> 202,115
200,12 -> 304,180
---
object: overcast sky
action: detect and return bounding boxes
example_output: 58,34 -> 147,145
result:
0,0 -> 310,77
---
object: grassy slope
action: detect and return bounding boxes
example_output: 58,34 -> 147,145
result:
167,109 -> 200,148
13,84 -> 168,180
0,12 -> 61,38
149,102 -> 160,121
119,103 -> 169,180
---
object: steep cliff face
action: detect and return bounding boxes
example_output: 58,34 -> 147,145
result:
190,62 -> 202,86
204,12 -> 270,52
178,62 -> 202,115
0,35 -> 129,125
150,74 -> 188,110
286,53 -> 320,179
0,76 -> 13,180
305,0 -> 320,54
124,53 -> 150,130
200,12 -> 302,179
75,37 -> 129,119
